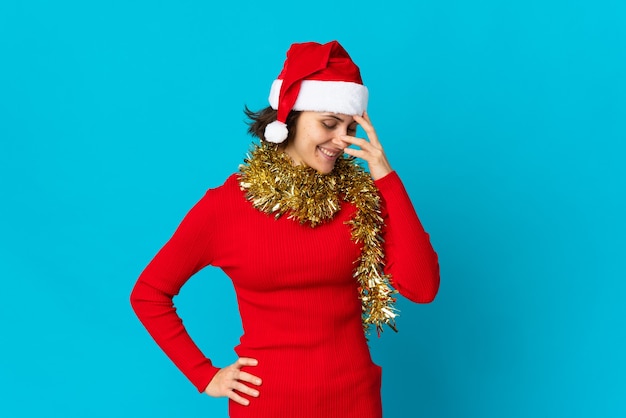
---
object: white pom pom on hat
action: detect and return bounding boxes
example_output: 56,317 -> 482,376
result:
263,40 -> 369,144
264,120 -> 289,143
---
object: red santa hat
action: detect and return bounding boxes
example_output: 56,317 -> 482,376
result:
264,40 -> 369,143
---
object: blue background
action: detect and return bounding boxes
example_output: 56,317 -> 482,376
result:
1,1 -> 625,417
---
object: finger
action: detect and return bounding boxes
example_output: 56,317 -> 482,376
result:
359,111 -> 374,126
331,137 -> 350,149
342,142 -> 387,164
342,147 -> 369,160
338,135 -> 375,151
353,114 -> 372,133
363,110 -> 372,123
238,371 -> 263,386
236,357 -> 259,368
233,380 -> 260,397
353,113 -> 380,146
228,390 -> 252,406
353,112 -> 370,125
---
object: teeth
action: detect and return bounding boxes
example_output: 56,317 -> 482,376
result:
319,147 -> 338,157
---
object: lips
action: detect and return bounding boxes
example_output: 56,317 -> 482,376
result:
318,146 -> 341,159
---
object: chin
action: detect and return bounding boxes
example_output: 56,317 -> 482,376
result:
310,161 -> 335,174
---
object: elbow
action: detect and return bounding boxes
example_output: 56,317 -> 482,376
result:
130,280 -> 154,324
129,281 -> 141,315
424,262 -> 440,302
129,278 -> 153,317
397,285 -> 438,304
419,251 -> 440,303
129,277 -> 175,319
410,276 -> 439,304
419,261 -> 440,303
395,260 -> 440,304
418,276 -> 439,303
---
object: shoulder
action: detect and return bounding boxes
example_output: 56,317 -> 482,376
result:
177,174 -> 241,229
203,173 -> 242,199
196,173 -> 244,210
205,173 -> 238,192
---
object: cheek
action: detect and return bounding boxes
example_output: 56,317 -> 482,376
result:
294,124 -> 329,150
310,126 -> 332,143
301,128 -> 321,147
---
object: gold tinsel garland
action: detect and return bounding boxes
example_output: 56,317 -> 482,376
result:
238,143 -> 398,336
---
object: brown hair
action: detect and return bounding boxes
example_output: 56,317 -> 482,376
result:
244,105 -> 302,142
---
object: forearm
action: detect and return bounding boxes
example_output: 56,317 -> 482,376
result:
130,190 -> 220,391
375,171 -> 440,302
130,278 -> 219,392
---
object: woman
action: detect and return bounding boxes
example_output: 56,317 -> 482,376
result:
130,40 -> 439,417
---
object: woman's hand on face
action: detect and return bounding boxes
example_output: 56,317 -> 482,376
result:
333,111 -> 393,181
204,357 -> 262,406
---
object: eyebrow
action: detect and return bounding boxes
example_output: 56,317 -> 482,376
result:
321,114 -> 344,122
321,114 -> 356,125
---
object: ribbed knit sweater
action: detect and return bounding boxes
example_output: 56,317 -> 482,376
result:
130,170 -> 439,417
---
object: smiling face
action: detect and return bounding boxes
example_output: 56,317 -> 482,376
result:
282,111 -> 358,174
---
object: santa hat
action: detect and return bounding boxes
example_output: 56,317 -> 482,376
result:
264,41 -> 369,143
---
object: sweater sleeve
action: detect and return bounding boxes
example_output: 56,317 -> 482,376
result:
374,171 -> 440,303
130,191 -> 220,393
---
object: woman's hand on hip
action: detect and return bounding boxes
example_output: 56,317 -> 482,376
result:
204,357 -> 262,406
334,111 -> 393,181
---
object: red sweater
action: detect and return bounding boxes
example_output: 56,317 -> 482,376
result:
130,171 -> 439,417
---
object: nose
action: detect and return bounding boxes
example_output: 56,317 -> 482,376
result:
332,137 -> 349,149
